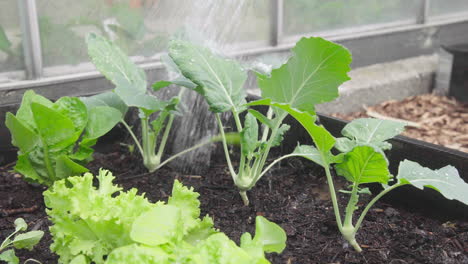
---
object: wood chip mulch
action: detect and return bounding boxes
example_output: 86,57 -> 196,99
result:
332,94 -> 468,153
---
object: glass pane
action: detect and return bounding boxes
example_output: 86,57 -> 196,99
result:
37,0 -> 270,72
0,1 -> 24,78
429,0 -> 468,17
284,0 -> 419,36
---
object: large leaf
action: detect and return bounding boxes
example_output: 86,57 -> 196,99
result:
15,90 -> 54,130
80,92 -> 128,118
86,33 -> 146,93
335,146 -> 391,184
12,230 -> 44,250
53,97 -> 88,136
336,118 -> 406,152
257,37 -> 351,113
5,113 -> 39,152
30,103 -> 77,149
84,106 -> 122,140
169,40 -> 247,113
397,160 -> 468,205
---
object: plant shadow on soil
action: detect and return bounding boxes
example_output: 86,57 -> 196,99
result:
0,143 -> 467,264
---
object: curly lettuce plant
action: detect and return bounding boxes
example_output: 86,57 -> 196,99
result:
0,218 -> 44,264
167,37 -> 350,205
5,90 -> 121,185
44,170 -> 286,264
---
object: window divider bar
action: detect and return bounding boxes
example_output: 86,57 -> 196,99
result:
18,0 -> 43,79
417,0 -> 430,24
270,0 -> 284,46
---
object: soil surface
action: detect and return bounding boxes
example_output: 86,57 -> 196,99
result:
332,94 -> 468,153
1,144 -> 468,264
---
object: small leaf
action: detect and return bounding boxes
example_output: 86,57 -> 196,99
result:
258,37 -> 351,113
55,155 -> 89,180
14,218 -> 27,232
271,124 -> 290,147
397,160 -> 468,205
241,113 -> 259,158
12,230 -> 44,250
253,216 -> 287,253
0,249 -> 19,264
335,146 -> 391,184
169,40 -> 247,113
152,81 -> 172,91
292,145 -> 326,167
248,109 -> 273,129
339,118 -> 406,151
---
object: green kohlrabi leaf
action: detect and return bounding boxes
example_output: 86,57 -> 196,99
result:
397,160 -> 468,205
241,113 -> 259,159
80,92 -> 128,119
12,230 -> 44,250
248,99 -> 335,153
336,118 -> 406,152
0,249 -> 19,264
0,25 -> 12,53
169,40 -> 247,113
257,37 -> 351,114
292,145 -> 326,167
84,106 -> 122,140
335,146 -> 391,184
130,205 -> 182,246
271,124 -> 290,147
14,218 -> 27,232
86,33 -> 146,94
247,109 -> 273,129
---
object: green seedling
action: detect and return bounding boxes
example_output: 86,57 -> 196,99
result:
0,218 -> 44,264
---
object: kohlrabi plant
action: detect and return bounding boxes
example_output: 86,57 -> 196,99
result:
0,218 -> 44,264
44,170 -> 286,264
284,116 -> 468,252
167,37 -> 351,205
84,33 -> 224,173
5,90 -> 121,186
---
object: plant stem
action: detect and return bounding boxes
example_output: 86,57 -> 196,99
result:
155,112 -> 175,160
24,259 -> 43,264
322,160 -> 344,232
121,120 -> 144,157
215,114 -> 237,181
256,153 -> 300,183
353,183 -> 402,234
239,190 -> 249,206
141,117 -> 158,172
232,110 -> 246,178
343,183 -> 359,227
155,139 -> 215,170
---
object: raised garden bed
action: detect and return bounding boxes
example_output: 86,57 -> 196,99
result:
1,143 -> 468,264
332,94 -> 468,153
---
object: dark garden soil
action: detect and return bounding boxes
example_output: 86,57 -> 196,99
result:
1,144 -> 468,264
332,94 -> 468,153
